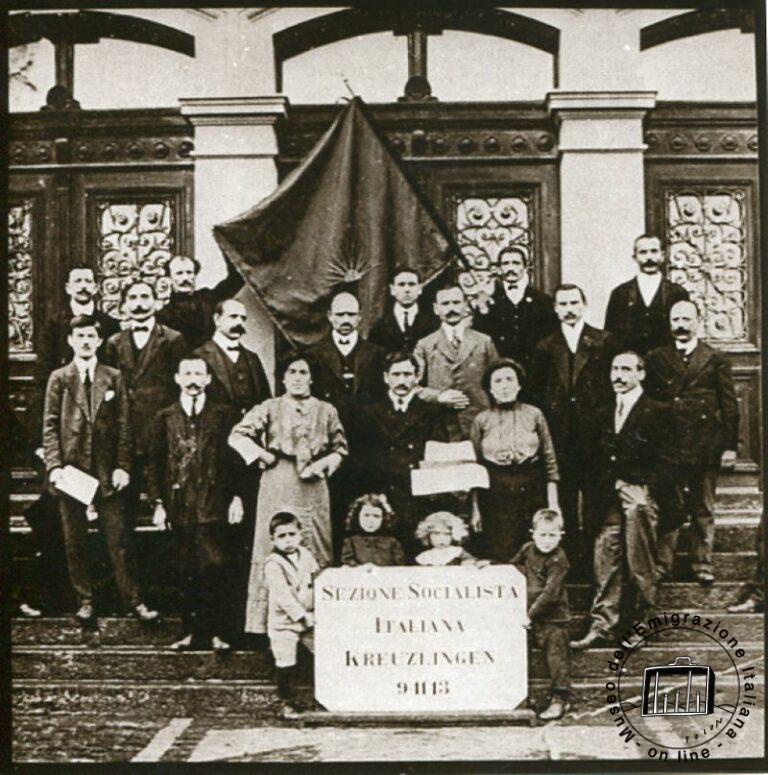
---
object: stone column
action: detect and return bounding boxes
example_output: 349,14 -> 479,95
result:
179,96 -> 288,384
546,91 -> 656,325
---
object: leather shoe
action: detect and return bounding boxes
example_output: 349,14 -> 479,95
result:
569,631 -> 611,650
133,603 -> 159,623
18,602 -> 42,618
212,636 -> 231,653
538,698 -> 570,721
728,597 -> 762,614
695,570 -> 715,585
75,603 -> 96,628
169,634 -> 194,651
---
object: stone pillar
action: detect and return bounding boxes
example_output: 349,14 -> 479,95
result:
546,91 -> 656,325
179,96 -> 288,385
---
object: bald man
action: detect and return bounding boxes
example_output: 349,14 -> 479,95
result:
645,300 -> 739,584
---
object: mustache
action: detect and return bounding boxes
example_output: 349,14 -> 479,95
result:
673,326 -> 690,334
230,325 -> 246,335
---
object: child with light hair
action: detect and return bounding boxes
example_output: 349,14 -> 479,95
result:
414,511 -> 488,567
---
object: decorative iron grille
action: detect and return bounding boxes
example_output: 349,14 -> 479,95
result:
95,199 -> 175,319
8,199 -> 34,353
666,188 -> 748,342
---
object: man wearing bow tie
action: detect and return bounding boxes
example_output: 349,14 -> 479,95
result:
43,316 -> 157,628
413,284 -> 499,441
645,300 -> 739,584
358,351 -> 450,555
571,351 -> 671,649
605,234 -> 689,355
528,284 -> 616,568
369,267 -> 436,354
474,247 -> 557,372
105,280 -> 187,519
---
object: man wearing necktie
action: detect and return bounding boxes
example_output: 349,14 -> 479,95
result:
528,284 -> 615,569
369,267 -> 436,353
474,247 -> 557,371
146,357 -> 245,651
105,280 -> 187,521
357,351 -> 450,556
413,284 -> 499,441
571,351 -> 670,649
645,300 -> 739,584
43,316 -> 157,628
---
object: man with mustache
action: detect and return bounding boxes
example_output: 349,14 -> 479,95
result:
528,284 -> 615,568
357,351 -> 450,555
571,351 -> 671,649
157,254 -> 244,350
645,300 -> 739,584
146,357 -> 244,651
106,280 -> 187,518
604,234 -> 689,355
474,247 -> 557,371
413,284 -> 499,441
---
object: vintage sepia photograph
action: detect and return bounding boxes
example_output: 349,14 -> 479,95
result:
5,1 -> 766,766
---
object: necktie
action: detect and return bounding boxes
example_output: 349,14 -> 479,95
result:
615,398 -> 624,432
133,324 -> 149,333
397,399 -> 405,413
402,311 -> 411,332
339,338 -> 349,348
83,370 -> 93,415
449,329 -> 460,352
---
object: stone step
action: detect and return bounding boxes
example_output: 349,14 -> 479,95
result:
13,639 -> 762,682
12,612 -> 764,647
14,675 -> 758,717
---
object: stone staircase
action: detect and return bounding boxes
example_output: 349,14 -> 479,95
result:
11,488 -> 764,723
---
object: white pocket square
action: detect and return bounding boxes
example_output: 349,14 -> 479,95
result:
104,390 -> 115,402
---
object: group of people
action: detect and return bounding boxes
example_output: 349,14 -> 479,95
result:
21,233 -> 761,720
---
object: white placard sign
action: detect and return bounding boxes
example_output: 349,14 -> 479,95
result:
315,565 -> 528,712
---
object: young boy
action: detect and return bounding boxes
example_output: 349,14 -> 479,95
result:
264,511 -> 319,717
511,508 -> 571,721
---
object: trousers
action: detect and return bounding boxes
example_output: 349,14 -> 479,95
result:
589,481 -> 659,637
59,492 -> 140,608
532,622 -> 571,698
269,627 -> 315,668
657,466 -> 717,576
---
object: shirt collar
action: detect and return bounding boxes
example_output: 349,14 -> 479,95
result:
180,393 -> 205,417
393,302 -> 416,326
676,337 -> 698,355
561,318 -> 585,340
131,316 -> 156,334
389,389 -> 416,412
213,330 -> 241,353
73,356 -> 97,378
503,274 -> 529,296
636,272 -> 662,288
333,330 -> 358,350
70,300 -> 95,316
617,384 -> 643,412
441,317 -> 469,341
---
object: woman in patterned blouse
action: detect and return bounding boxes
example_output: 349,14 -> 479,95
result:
470,358 -> 560,561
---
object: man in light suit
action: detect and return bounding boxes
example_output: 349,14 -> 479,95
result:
605,234 -> 689,355
43,316 -> 157,628
528,284 -> 616,566
368,267 -> 436,354
105,280 -> 187,517
645,300 -> 740,584
413,284 -> 499,441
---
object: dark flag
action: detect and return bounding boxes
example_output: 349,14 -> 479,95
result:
213,97 -> 459,347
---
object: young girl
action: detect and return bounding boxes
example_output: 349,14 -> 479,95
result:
341,494 -> 406,567
414,511 -> 489,567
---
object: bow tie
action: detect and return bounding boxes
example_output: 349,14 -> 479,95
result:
133,325 -> 150,333
224,344 -> 239,352
338,339 -> 350,347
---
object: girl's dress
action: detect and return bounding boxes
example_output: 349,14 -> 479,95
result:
341,534 -> 405,566
414,545 -> 477,566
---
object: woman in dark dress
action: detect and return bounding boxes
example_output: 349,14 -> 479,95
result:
470,358 -> 560,561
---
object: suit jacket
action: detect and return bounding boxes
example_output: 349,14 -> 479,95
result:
590,392 -> 678,535
413,326 -> 499,440
357,396 -> 449,496
193,339 -> 271,415
473,283 -> 557,369
105,323 -> 187,456
157,260 -> 243,350
145,400 -> 242,525
605,276 -> 689,355
368,304 -> 436,354
528,324 -> 615,459
43,361 -> 132,495
307,333 -> 386,424
644,342 -> 739,467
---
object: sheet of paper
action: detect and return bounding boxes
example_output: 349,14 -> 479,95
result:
411,462 -> 489,496
55,465 -> 100,505
422,440 -> 476,465
229,435 -> 262,466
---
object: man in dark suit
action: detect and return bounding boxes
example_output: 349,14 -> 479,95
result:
146,357 -> 244,651
193,298 -> 271,417
474,247 -> 557,370
528,284 -> 615,566
605,234 -> 689,355
43,316 -> 157,627
358,351 -> 450,555
571,351 -> 671,649
368,267 -> 435,354
157,253 -> 244,350
645,300 -> 739,584
308,290 -> 386,555
105,280 -> 187,517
